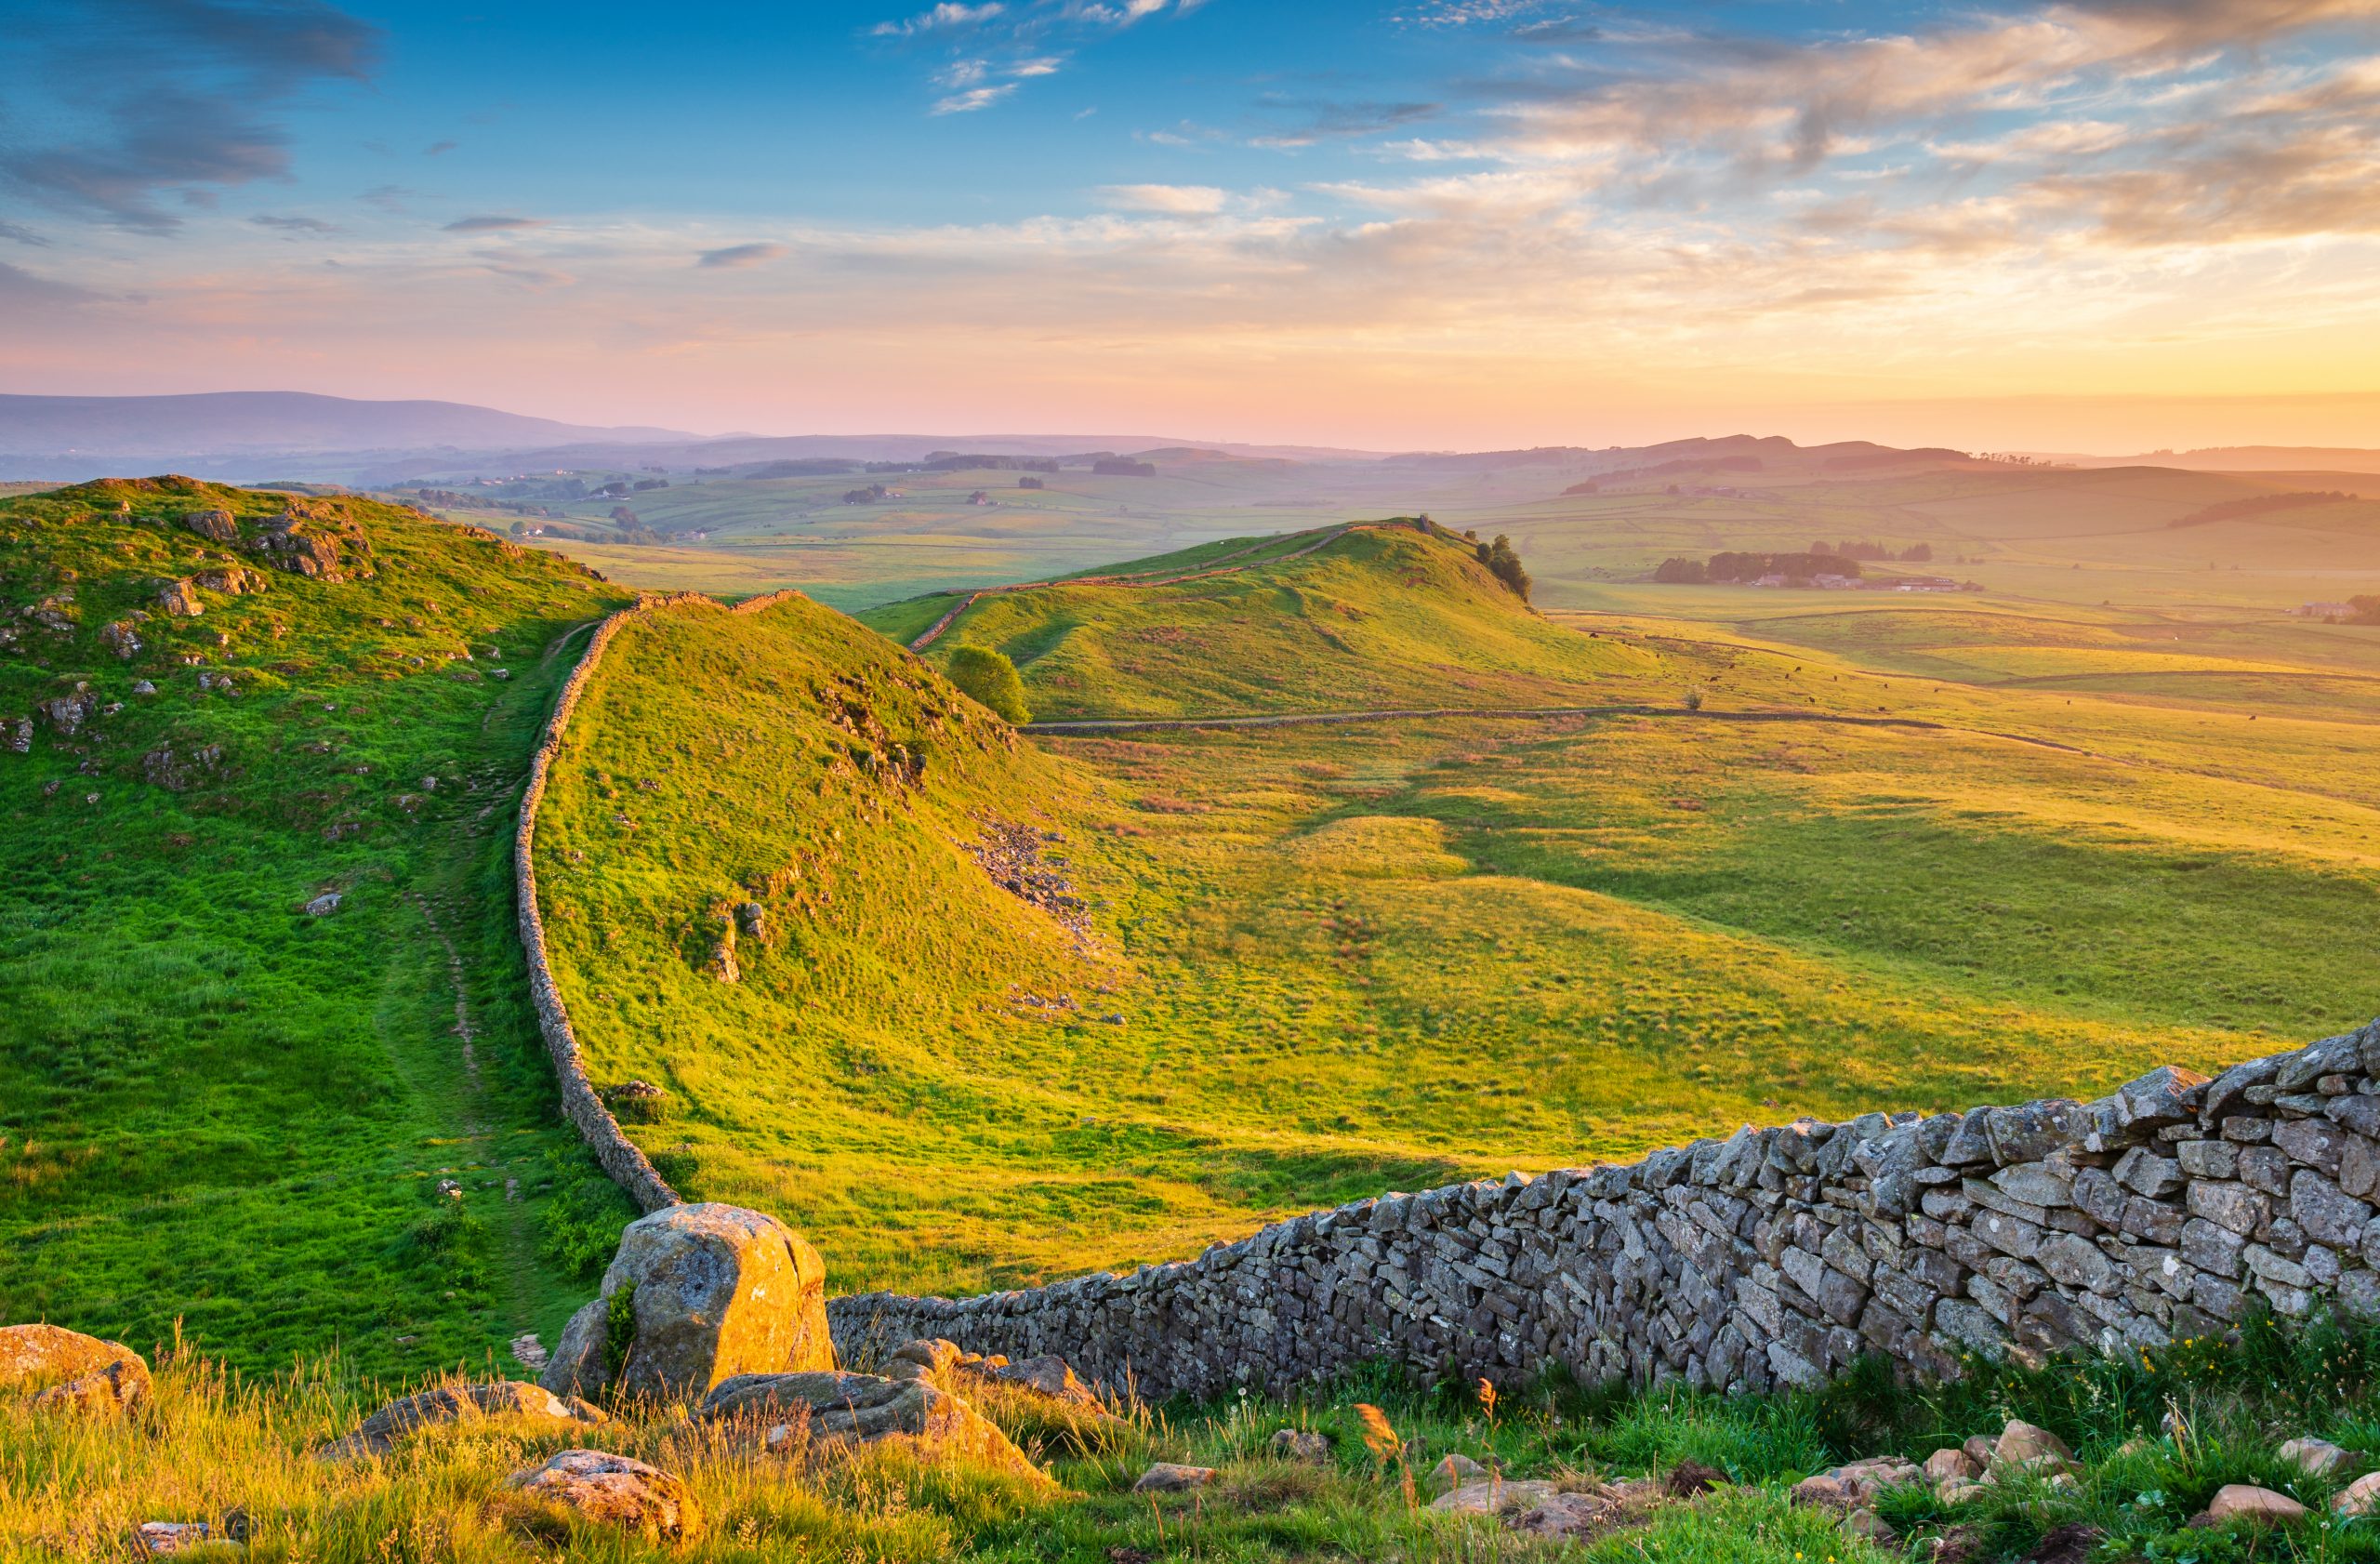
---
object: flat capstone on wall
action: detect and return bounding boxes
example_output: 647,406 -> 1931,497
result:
829,1021 -> 2380,1401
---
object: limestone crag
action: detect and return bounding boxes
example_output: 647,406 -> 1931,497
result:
831,1022 -> 2380,1401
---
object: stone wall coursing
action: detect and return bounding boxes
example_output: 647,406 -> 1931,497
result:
829,1021 -> 2380,1400
515,602 -> 681,1213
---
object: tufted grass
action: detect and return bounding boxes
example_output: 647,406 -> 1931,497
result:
25,1312 -> 2380,1560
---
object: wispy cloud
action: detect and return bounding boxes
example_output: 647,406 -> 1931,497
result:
933,83 -> 1019,113
1099,182 -> 1229,213
697,242 -> 787,269
443,214 -> 547,232
424,139 -> 458,156
251,212 -> 339,234
873,2 -> 1004,37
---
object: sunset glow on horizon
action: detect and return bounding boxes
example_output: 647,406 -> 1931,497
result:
6,0 -> 2379,452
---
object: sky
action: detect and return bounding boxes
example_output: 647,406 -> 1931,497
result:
3,0 -> 2378,453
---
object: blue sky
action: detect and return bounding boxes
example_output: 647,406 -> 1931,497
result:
4,0 -> 2379,448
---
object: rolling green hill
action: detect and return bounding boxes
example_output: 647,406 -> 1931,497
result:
546,518 -> 2380,1303
0,477 -> 635,1375
864,522 -> 1679,721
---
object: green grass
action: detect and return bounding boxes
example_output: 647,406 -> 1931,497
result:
542,522 -> 2380,1305
25,1308 -> 2380,1560
0,478 -> 638,1378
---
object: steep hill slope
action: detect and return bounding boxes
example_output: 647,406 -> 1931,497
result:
527,590 -> 1131,1292
864,522 -> 1680,720
0,478 -> 637,1374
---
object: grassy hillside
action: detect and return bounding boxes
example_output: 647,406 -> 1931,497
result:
0,477 -> 637,1376
528,591 -> 1130,1292
549,522 -> 2380,1304
865,523 -> 1679,720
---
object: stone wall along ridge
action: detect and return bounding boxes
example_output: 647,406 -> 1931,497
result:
514,597 -> 681,1213
830,1021 -> 2380,1402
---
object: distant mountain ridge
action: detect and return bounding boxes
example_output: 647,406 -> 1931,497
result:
0,392 -> 695,457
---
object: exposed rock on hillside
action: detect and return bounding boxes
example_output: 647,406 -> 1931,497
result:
506,1449 -> 698,1542
318,1381 -> 608,1460
0,1323 -> 152,1413
699,1370 -> 1048,1480
543,1202 -> 833,1404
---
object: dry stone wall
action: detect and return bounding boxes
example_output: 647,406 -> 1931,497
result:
830,1022 -> 2380,1401
515,602 -> 681,1213
517,587 -> 822,1214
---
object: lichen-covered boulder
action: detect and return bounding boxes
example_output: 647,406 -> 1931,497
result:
699,1370 -> 1048,1481
542,1203 -> 832,1404
0,1324 -> 152,1414
317,1380 -> 608,1459
507,1449 -> 698,1542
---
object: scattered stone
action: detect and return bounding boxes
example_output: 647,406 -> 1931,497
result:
179,510 -> 239,543
2280,1436 -> 2356,1478
543,1202 -> 833,1404
890,1337 -> 965,1374
0,1323 -> 152,1413
1792,1455 -> 1920,1509
303,892 -> 341,916
1841,1507 -> 1895,1543
1505,1490 -> 1617,1540
1429,1452 -> 1487,1493
1431,1478 -> 1558,1515
712,1371 -> 1045,1479
1269,1428 -> 1331,1463
507,1449 -> 698,1542
318,1381 -> 604,1459
1132,1462 -> 1218,1493
1993,1420 -> 2076,1476
509,1332 -> 549,1372
133,1521 -> 218,1556
972,1352 -> 1104,1409
2335,1471 -> 2380,1516
2203,1483 -> 2307,1523
156,580 -> 205,617
1924,1448 -> 1982,1485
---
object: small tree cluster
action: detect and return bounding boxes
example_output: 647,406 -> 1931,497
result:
1474,534 -> 1531,601
945,644 -> 1031,724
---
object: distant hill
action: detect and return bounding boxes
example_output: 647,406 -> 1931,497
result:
0,391 -> 694,460
2049,446 -> 2380,474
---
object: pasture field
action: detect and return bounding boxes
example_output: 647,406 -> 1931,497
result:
549,523 -> 2380,1302
0,481 -> 638,1378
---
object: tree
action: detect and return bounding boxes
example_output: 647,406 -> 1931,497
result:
1654,556 -> 1707,583
945,644 -> 1031,724
1474,534 -> 1531,602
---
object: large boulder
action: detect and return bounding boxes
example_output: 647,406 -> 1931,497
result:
317,1380 -> 607,1460
698,1370 -> 1048,1481
0,1324 -> 152,1414
542,1203 -> 832,1404
507,1449 -> 698,1542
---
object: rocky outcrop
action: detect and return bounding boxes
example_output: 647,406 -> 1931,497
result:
698,1370 -> 1047,1480
317,1381 -> 607,1460
0,1324 -> 152,1413
506,1449 -> 698,1541
542,1203 -> 834,1404
832,1021 -> 2380,1402
179,509 -> 239,543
